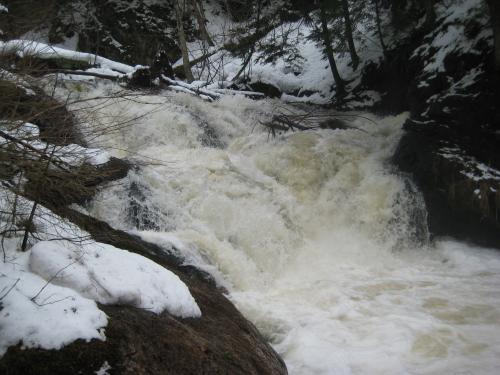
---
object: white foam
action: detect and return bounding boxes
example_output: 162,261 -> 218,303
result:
83,87 -> 500,374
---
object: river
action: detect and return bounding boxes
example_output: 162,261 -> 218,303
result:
82,89 -> 500,374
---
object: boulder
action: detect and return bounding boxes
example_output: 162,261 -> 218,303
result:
394,119 -> 500,248
249,81 -> 282,98
0,208 -> 288,375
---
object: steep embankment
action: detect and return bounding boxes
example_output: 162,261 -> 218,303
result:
0,71 -> 287,374
357,0 -> 500,247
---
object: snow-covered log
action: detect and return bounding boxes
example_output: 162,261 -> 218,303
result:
0,40 -> 136,74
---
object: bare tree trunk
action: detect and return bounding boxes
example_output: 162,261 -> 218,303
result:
233,0 -> 262,81
21,202 -> 38,251
191,0 -> 214,46
486,0 -> 500,74
373,0 -> 387,56
175,0 -> 195,82
224,0 -> 234,19
21,144 -> 56,251
341,0 -> 359,70
319,3 -> 345,96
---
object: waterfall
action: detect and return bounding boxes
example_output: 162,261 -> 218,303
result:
85,89 -> 500,375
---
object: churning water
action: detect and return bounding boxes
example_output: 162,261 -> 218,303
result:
83,89 -> 500,374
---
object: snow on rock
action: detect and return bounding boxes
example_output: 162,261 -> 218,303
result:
0,185 -> 200,358
0,121 -> 111,166
29,240 -> 202,318
412,0 -> 491,74
0,4 -> 7,13
95,361 -> 112,375
439,146 -> 500,182
0,241 -> 107,357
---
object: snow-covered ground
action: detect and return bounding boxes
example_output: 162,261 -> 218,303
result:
0,181 -> 200,356
181,3 -> 385,105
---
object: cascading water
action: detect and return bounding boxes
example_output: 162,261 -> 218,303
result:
83,88 -> 500,375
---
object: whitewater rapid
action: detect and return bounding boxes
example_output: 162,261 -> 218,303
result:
81,88 -> 500,375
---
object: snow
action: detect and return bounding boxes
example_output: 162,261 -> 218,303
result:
0,238 -> 107,357
181,6 -> 384,105
0,183 -> 200,357
412,0 -> 492,74
0,121 -> 111,166
29,240 -> 201,317
0,4 -> 7,13
95,361 -> 112,375
438,147 -> 500,182
0,69 -> 36,96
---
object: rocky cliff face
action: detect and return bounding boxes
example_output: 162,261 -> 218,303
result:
357,0 -> 500,248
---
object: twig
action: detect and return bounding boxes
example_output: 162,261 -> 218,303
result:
30,255 -> 83,304
0,278 -> 20,300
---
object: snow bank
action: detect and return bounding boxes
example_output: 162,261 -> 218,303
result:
185,11 -> 384,104
29,240 -> 201,318
0,240 -> 107,356
0,186 -> 200,357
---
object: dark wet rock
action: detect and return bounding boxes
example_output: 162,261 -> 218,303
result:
297,89 -> 319,98
150,49 -> 175,79
127,180 -> 162,231
20,156 -> 130,208
249,81 -> 282,98
127,66 -> 155,88
1,294 -> 286,375
0,78 -> 82,146
95,157 -> 131,183
1,296 -> 286,375
394,119 -> 500,248
198,121 -> 225,148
